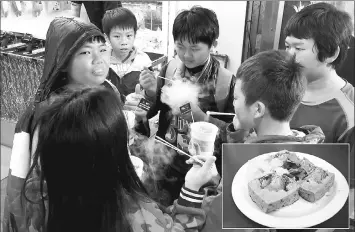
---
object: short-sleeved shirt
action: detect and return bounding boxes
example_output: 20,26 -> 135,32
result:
290,81 -> 354,185
71,1 -> 122,31
290,81 -> 354,144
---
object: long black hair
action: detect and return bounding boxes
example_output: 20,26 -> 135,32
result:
23,86 -> 148,232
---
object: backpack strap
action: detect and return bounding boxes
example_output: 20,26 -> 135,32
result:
215,66 -> 233,112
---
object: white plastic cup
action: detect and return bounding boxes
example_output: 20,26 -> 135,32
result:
188,122 -> 219,156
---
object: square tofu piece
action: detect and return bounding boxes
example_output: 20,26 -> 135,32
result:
248,174 -> 300,213
299,167 -> 335,202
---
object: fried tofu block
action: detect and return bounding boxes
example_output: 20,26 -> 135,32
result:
248,174 -> 300,213
299,167 -> 335,202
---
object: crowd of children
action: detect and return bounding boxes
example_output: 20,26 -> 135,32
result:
2,2 -> 354,232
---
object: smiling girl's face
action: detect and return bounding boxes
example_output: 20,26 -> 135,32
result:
67,39 -> 111,86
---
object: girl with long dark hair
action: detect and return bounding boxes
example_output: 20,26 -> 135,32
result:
25,87 -> 215,231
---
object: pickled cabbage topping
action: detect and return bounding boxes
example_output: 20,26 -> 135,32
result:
259,173 -> 297,192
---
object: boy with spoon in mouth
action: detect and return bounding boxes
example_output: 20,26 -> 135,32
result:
137,6 -> 236,206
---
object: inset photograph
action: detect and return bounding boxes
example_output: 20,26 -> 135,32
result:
222,144 -> 350,229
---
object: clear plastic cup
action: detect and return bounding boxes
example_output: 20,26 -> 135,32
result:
188,122 -> 219,156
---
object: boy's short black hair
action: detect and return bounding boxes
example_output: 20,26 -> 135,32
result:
173,6 -> 219,47
284,2 -> 353,69
102,7 -> 138,36
236,50 -> 306,122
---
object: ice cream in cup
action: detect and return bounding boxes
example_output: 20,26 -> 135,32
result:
188,122 -> 219,178
188,122 -> 219,156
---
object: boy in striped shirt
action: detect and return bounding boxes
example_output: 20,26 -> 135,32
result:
284,2 -> 354,187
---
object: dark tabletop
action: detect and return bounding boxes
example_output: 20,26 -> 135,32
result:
222,144 -> 350,229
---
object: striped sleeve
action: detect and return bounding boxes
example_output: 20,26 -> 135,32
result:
177,185 -> 205,208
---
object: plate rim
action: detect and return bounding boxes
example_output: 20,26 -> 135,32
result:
231,151 -> 350,228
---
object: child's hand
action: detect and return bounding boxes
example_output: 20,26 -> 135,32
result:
134,109 -> 148,122
184,155 -> 217,191
123,104 -> 147,122
124,84 -> 148,122
124,93 -> 142,110
139,67 -> 157,97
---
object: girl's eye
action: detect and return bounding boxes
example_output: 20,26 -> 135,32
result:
79,51 -> 90,55
100,49 -> 107,52
285,45 -> 290,49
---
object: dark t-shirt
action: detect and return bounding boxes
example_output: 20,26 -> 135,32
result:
72,1 -> 122,31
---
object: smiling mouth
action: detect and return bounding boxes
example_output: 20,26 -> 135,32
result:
93,69 -> 105,76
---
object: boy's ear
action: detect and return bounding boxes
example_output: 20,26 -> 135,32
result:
212,40 -> 218,48
253,101 -> 266,119
325,46 -> 340,64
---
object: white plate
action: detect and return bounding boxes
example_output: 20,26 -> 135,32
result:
231,151 -> 349,228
